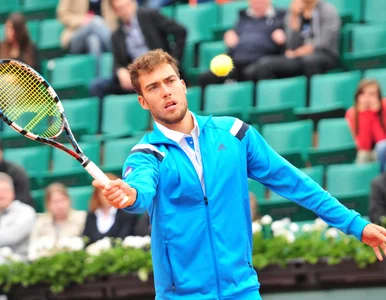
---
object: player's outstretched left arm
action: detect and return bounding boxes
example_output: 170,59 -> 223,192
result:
362,223 -> 386,261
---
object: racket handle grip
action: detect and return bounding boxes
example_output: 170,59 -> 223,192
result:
84,161 -> 130,206
85,161 -> 110,184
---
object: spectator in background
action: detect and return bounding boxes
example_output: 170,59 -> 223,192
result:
0,13 -> 40,71
88,0 -> 186,101
83,173 -> 149,245
255,0 -> 340,81
346,79 -> 386,172
0,172 -> 36,260
0,141 -> 33,208
370,172 -> 386,225
57,0 -> 118,75
197,0 -> 286,88
29,183 -> 86,251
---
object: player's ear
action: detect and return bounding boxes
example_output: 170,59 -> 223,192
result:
181,79 -> 187,94
138,95 -> 149,110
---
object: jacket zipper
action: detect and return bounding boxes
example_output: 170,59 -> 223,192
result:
204,196 -> 222,299
165,242 -> 175,292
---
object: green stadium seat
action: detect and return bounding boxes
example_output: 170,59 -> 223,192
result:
326,162 -> 380,215
363,68 -> 386,97
62,97 -> 100,135
326,0 -> 362,23
68,186 -> 94,211
308,118 -> 356,166
103,136 -> 143,176
4,146 -> 50,174
249,76 -> 306,126
187,86 -> 202,113
100,52 -> 113,79
213,1 -> 248,39
82,94 -> 150,142
248,178 -> 265,200
42,142 -> 100,187
175,2 -> 217,44
27,20 -> 40,44
0,0 -> 21,23
45,55 -> 97,99
187,40 -> 227,83
295,71 -> 361,117
0,126 -> 40,149
204,81 -> 253,120
176,3 -> 218,74
364,0 -> 386,23
31,189 -> 45,213
271,0 -> 292,9
22,0 -> 58,20
160,5 -> 174,19
38,19 -> 64,59
262,120 -> 313,168
342,24 -> 386,70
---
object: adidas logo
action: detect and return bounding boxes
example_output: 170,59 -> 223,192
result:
217,143 -> 227,151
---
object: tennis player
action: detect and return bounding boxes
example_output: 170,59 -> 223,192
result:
93,49 -> 386,300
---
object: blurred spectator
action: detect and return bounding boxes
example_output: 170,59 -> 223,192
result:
89,0 -> 187,100
29,183 -> 86,249
198,0 -> 286,88
0,141 -> 33,208
83,173 -> 149,245
255,0 -> 340,81
0,13 -> 40,71
0,172 -> 36,260
369,172 -> 386,225
346,79 -> 386,172
57,0 -> 118,75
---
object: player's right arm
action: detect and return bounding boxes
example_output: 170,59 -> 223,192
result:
94,144 -> 161,213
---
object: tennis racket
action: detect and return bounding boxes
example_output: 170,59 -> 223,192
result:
0,59 -> 129,205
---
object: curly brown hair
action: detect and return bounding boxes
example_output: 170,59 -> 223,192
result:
128,49 -> 180,96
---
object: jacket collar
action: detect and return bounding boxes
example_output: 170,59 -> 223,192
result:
148,113 -> 212,145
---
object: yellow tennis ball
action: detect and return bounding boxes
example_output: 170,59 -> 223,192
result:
210,54 -> 234,77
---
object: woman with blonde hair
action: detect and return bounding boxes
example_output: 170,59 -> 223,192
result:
346,79 -> 386,171
29,183 -> 86,249
83,173 -> 149,245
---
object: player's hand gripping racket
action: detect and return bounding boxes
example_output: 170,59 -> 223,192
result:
0,59 -> 129,206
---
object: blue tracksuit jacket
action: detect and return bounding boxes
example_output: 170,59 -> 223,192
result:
122,114 -> 369,300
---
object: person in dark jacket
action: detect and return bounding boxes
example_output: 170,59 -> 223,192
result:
370,172 -> 386,225
83,173 -> 149,245
197,0 -> 286,88
89,0 -> 187,100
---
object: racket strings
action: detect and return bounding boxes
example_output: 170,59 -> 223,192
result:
0,62 -> 62,138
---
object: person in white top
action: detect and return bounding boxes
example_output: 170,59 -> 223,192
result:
29,183 -> 86,256
0,172 -> 36,260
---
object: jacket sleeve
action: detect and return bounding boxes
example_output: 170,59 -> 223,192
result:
242,123 -> 369,241
311,5 -> 341,53
369,175 -> 386,224
122,147 -> 160,214
112,29 -> 129,76
151,10 -> 187,64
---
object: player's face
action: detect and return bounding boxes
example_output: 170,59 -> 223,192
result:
0,181 -> 14,211
138,63 -> 188,126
